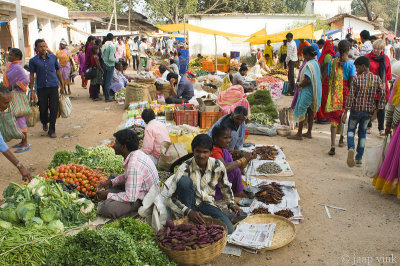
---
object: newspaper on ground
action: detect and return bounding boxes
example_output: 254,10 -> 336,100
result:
228,222 -> 276,249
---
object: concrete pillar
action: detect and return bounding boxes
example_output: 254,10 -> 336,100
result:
39,18 -> 55,52
27,15 -> 39,57
9,12 -> 23,49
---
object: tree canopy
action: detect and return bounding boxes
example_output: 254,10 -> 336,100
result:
352,0 -> 398,32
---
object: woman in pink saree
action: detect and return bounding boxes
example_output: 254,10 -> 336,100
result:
3,48 -> 30,153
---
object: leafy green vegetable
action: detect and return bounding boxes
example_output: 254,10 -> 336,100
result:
47,228 -> 140,266
16,201 -> 36,222
2,183 -> 23,202
47,220 -> 64,233
39,204 -> 57,223
103,217 -> 155,242
0,219 -> 12,229
251,104 -> 278,119
25,217 -> 43,228
48,150 -> 78,169
248,90 -> 275,107
0,205 -> 19,224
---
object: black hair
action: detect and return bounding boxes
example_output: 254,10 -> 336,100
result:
106,33 -> 114,41
23,64 -> 29,71
239,66 -> 248,72
348,38 -> 355,43
115,61 -> 122,68
142,109 -> 156,124
159,64 -> 167,73
92,45 -> 99,53
167,72 -> 179,81
191,134 -> 213,152
286,33 -> 293,39
113,129 -> 139,152
197,53 -> 202,57
211,125 -> 230,142
240,63 -> 247,68
317,39 -> 325,46
134,36 -> 139,41
121,61 -> 128,67
34,39 -> 45,47
345,33 -> 352,39
233,106 -> 248,117
369,36 -> 378,41
117,37 -> 122,41
85,36 -> 96,52
9,48 -> 22,60
302,46 -> 317,57
169,59 -> 175,65
338,40 -> 350,56
360,30 -> 370,40
354,56 -> 370,68
95,38 -> 102,46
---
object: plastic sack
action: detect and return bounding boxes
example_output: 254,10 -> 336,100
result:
246,122 -> 277,136
138,185 -> 161,219
151,176 -> 175,231
0,110 -> 24,142
157,142 -> 188,171
169,132 -> 197,153
59,94 -> 72,118
363,136 -> 389,178
27,93 -> 39,127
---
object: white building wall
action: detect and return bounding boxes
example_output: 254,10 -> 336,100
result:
306,0 -> 352,18
187,14 -> 316,57
54,21 -> 69,47
342,17 -> 375,35
70,20 -> 92,44
27,15 -> 39,57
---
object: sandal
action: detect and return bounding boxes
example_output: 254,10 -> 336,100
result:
15,147 -> 31,154
328,147 -> 335,156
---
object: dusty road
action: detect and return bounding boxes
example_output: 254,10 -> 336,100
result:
1,77 -> 399,266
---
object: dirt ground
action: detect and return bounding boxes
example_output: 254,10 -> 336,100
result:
1,75 -> 399,266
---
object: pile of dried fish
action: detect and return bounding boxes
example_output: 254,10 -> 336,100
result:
255,182 -> 284,204
256,162 -> 282,174
251,207 -> 270,214
274,209 -> 294,218
254,146 -> 278,160
230,150 -> 245,161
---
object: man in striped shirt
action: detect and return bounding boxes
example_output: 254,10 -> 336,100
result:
345,56 -> 386,168
97,129 -> 159,219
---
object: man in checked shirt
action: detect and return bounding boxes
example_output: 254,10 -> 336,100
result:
344,56 -> 386,168
97,129 -> 159,219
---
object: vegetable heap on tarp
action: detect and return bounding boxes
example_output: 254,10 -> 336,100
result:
48,218 -> 176,266
248,90 -> 278,125
0,177 -> 96,229
48,145 -> 124,175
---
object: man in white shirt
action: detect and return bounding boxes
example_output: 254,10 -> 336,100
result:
130,36 -> 140,70
285,32 -> 298,96
360,30 -> 373,56
348,38 -> 360,59
159,64 -> 170,80
384,38 -> 393,58
138,38 -> 148,74
167,38 -> 174,53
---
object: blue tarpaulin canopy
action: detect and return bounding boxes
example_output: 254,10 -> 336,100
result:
321,29 -> 341,38
0,21 -> 7,25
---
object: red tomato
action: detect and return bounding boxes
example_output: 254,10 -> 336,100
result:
82,188 -> 86,193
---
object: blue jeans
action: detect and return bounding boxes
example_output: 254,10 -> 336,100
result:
103,65 -> 114,100
177,176 -> 234,234
347,110 -> 370,160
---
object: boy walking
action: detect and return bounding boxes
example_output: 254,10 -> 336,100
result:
344,56 -> 386,167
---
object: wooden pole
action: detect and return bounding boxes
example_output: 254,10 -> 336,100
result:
114,0 -> 117,31
107,12 -> 114,31
128,3 -> 131,32
214,33 -> 217,73
15,0 -> 25,62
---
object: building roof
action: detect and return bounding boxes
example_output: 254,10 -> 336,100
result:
325,13 -> 390,33
68,11 -> 108,21
188,13 -> 317,18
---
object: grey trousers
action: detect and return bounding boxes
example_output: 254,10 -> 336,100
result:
98,186 -> 142,219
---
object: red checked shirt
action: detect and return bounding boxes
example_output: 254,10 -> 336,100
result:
108,150 -> 159,202
345,72 -> 386,113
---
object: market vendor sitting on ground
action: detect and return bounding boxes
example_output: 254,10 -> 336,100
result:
165,72 -> 194,104
165,134 -> 242,234
141,108 -> 171,166
158,64 -> 170,80
208,106 -> 247,150
97,129 -> 159,219
110,61 -> 128,94
231,66 -> 255,92
168,59 -> 179,74
211,125 -> 256,199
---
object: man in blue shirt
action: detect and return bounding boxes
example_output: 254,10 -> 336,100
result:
0,85 -> 32,181
166,72 -> 194,104
102,33 -> 119,102
29,39 -> 65,138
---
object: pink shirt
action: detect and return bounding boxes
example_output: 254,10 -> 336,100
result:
108,150 -> 159,202
115,43 -> 126,59
143,119 -> 171,158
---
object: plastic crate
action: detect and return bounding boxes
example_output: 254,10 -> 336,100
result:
180,49 -> 189,58
201,61 -> 216,72
217,64 -> 229,73
200,112 -> 223,129
174,105 -> 199,126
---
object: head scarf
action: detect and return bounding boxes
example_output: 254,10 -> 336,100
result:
318,40 -> 335,65
371,52 -> 386,84
389,75 -> 400,105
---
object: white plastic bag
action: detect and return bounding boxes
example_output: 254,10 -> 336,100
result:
59,94 -> 72,118
151,175 -> 174,231
138,185 -> 161,219
363,136 -> 389,178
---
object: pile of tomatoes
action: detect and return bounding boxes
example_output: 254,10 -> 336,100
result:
39,164 -> 108,198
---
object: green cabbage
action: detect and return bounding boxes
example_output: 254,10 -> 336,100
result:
0,219 -> 12,229
0,205 -> 19,224
48,220 -> 64,233
40,205 -> 57,223
25,217 -> 44,228
16,201 -> 37,222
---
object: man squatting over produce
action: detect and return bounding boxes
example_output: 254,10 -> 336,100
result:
97,129 -> 159,219
165,134 -> 241,234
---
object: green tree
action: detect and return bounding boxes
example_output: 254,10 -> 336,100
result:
352,0 -> 397,32
284,0 -> 307,13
